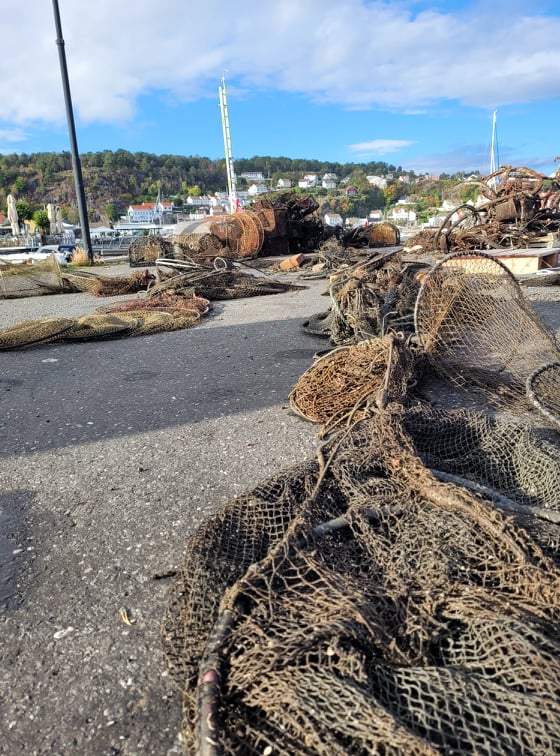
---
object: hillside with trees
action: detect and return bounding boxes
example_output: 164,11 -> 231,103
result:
0,150 -> 480,226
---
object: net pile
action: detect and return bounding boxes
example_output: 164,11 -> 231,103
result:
163,249 -> 560,754
62,268 -> 155,296
0,254 -> 64,298
415,251 -> 560,427
303,251 -> 424,344
151,261 -> 306,301
0,295 -> 210,349
289,334 -> 418,435
162,403 -> 560,755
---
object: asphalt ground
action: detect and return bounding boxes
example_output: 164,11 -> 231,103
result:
0,264 -> 330,755
1,262 -> 559,755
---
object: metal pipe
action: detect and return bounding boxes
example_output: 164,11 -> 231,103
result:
51,0 -> 93,264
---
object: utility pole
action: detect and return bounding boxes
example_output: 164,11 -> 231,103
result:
51,0 -> 93,263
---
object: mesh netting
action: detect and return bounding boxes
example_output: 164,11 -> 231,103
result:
0,254 -> 64,298
303,251 -> 424,345
414,251 -> 560,425
162,402 -> 560,754
0,293 -> 211,349
162,249 -> 560,754
289,334 -> 418,434
0,317 -> 74,349
62,269 -> 155,296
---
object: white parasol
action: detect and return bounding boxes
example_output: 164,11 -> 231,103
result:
55,205 -> 64,234
7,194 -> 19,236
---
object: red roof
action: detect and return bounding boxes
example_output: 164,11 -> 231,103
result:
129,202 -> 172,210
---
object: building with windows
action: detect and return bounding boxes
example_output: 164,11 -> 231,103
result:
126,197 -> 173,223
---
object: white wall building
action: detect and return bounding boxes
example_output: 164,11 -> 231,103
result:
277,178 -> 292,189
126,199 -> 173,223
324,213 -> 343,227
388,207 -> 417,224
240,171 -> 265,183
248,183 -> 269,197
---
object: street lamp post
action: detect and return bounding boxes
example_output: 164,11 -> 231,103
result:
51,0 -> 93,263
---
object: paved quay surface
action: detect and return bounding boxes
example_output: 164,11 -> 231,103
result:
0,264 -> 329,755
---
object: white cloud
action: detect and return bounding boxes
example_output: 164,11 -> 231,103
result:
0,128 -> 26,144
2,1 -> 560,127
349,139 -> 416,156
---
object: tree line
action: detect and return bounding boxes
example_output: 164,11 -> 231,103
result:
0,149 -> 479,226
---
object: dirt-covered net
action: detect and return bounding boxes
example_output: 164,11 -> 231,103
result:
0,254 -> 64,298
289,334 -> 418,434
303,251 -> 424,345
414,251 -> 560,426
162,402 -> 560,755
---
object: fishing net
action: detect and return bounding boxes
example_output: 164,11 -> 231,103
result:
161,245 -> 560,754
303,252 -> 423,344
289,334 -> 418,434
150,262 -> 306,301
60,313 -> 139,341
414,251 -> 560,426
62,269 -> 154,296
128,236 -> 173,267
0,317 -> 74,349
0,254 -> 64,298
102,293 -> 211,327
162,401 -> 560,755
0,292 -> 211,349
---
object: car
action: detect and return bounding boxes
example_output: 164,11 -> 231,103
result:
36,244 -> 76,263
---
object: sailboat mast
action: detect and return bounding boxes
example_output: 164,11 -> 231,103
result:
490,110 -> 499,174
219,76 -> 238,214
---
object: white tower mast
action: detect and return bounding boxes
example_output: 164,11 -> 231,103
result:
219,76 -> 238,214
490,110 -> 498,175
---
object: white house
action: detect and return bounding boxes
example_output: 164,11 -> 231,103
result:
186,195 -> 213,207
248,183 -> 268,197
323,173 -> 338,182
303,174 -> 318,186
240,172 -> 265,183
388,207 -> 417,224
276,178 -> 292,189
127,199 -> 173,223
345,217 -> 368,228
322,178 -> 337,190
324,213 -> 343,227
367,176 -> 388,189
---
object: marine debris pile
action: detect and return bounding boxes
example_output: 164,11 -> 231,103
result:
407,165 -> 560,255
162,249 -> 560,755
0,256 -> 302,349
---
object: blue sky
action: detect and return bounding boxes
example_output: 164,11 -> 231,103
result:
2,0 -> 560,176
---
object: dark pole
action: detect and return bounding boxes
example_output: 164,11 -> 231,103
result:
51,0 -> 93,264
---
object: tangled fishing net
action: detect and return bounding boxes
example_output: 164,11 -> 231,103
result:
163,248 -> 560,754
151,260 -> 306,301
162,400 -> 560,755
62,268 -> 155,296
303,251 -> 424,344
289,334 -> 418,435
415,251 -> 560,427
0,255 -> 64,298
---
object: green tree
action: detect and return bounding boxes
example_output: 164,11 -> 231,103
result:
104,202 -> 119,223
15,199 -> 33,222
33,209 -> 50,234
